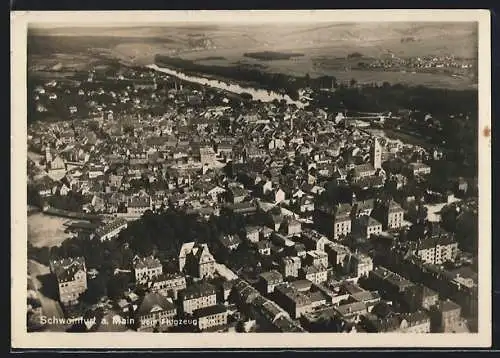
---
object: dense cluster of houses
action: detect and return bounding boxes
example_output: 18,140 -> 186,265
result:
31,65 -> 477,333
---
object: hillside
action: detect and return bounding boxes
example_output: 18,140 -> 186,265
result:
28,22 -> 478,89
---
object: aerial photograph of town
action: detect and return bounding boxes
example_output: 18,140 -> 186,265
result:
25,19 -> 480,335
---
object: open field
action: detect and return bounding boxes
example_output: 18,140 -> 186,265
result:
28,212 -> 73,248
28,22 -> 477,90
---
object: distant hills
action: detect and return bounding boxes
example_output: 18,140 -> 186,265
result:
28,22 -> 478,59
28,22 -> 478,89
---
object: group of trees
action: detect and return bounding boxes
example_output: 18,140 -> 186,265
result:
29,233 -> 136,303
156,55 -> 299,100
27,183 -> 90,212
311,83 -> 477,118
47,191 -> 88,212
32,203 -> 266,295
440,203 -> 478,253
116,207 -> 249,261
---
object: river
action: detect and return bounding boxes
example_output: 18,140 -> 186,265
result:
147,64 -> 305,108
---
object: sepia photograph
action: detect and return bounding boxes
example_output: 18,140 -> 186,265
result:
11,10 -> 491,349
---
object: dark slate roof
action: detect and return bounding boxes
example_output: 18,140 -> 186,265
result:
133,256 -> 162,270
50,257 -> 86,283
136,292 -> 176,316
95,218 -> 128,237
192,304 -> 227,318
182,282 -> 217,300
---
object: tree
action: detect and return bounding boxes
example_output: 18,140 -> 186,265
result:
107,273 -> 131,300
81,274 -> 108,305
305,73 -> 311,86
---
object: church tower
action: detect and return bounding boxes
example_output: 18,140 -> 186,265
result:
371,138 -> 382,169
45,145 -> 52,169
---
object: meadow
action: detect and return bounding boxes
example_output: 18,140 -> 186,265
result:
28,212 -> 73,248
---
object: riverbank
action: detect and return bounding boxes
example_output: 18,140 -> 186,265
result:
43,207 -> 102,222
147,64 -> 305,108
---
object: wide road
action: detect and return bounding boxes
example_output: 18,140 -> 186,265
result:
28,259 -> 68,332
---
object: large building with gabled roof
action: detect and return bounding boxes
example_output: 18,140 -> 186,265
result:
178,242 -> 216,279
50,256 -> 88,306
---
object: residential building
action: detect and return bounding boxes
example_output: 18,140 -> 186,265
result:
348,252 -> 374,278
193,304 -> 228,331
350,290 -> 382,309
282,218 -> 302,237
367,266 -> 416,298
351,198 -> 375,218
400,311 -> 432,333
305,250 -> 329,268
373,200 -> 405,230
259,226 -> 274,240
273,188 -> 286,204
50,257 -> 88,306
180,282 -> 218,314
257,270 -> 284,294
273,284 -> 314,319
256,240 -> 272,256
290,279 -> 314,293
133,256 -> 163,285
416,234 -> 459,265
133,292 -> 177,332
419,285 -> 440,310
405,162 -> 431,176
300,228 -> 331,251
127,195 -> 152,215
325,243 -> 351,271
313,203 -> 352,240
401,284 -> 439,312
248,294 -> 303,332
227,186 -> 248,204
354,215 -> 383,239
308,290 -> 328,309
94,218 -> 128,241
179,242 -> 216,279
352,163 -> 377,181
430,300 -> 462,332
280,256 -> 302,278
199,146 -> 217,166
245,226 -> 260,243
150,273 -> 187,300
218,234 -> 242,252
291,242 -> 307,258
362,311 -> 431,333
300,265 -> 328,285
335,301 -> 368,322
